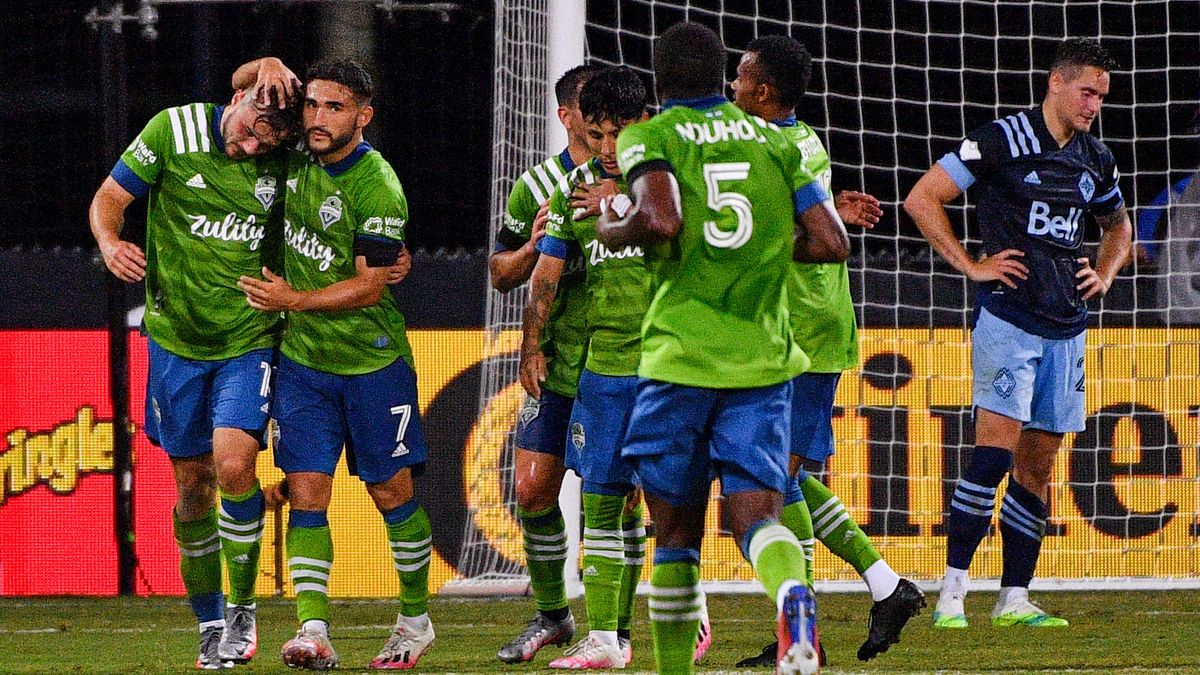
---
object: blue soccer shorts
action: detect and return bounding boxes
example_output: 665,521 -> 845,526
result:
621,378 -> 793,506
272,354 -> 428,484
790,372 -> 841,463
972,308 -> 1087,433
513,387 -> 573,459
566,369 -> 638,496
144,337 -> 274,458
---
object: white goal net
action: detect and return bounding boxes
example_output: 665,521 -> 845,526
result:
454,0 -> 1200,593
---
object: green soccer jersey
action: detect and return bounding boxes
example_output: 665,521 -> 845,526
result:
543,159 -> 645,377
780,120 -> 859,373
116,103 -> 285,360
279,143 -> 412,376
502,150 -> 588,397
616,98 -> 821,389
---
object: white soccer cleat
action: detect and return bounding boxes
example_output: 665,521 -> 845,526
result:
548,634 -> 627,670
218,604 -> 258,663
196,625 -> 233,670
281,625 -> 339,671
496,612 -> 576,663
618,636 -> 632,664
370,616 -> 436,669
933,574 -> 969,628
991,594 -> 1068,627
694,600 -> 713,665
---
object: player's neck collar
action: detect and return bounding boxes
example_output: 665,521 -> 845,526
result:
559,147 -> 577,172
211,105 -> 226,155
321,141 -> 373,177
663,94 -> 727,110
772,115 -> 798,127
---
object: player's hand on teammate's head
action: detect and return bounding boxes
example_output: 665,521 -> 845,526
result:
569,179 -> 621,221
835,190 -> 883,229
1075,256 -> 1110,300
252,57 -> 301,110
969,249 -> 1028,289
385,248 -> 412,284
100,240 -> 147,283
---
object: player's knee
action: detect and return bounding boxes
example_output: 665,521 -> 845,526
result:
174,467 -> 217,520
212,453 -> 257,494
514,470 -> 558,512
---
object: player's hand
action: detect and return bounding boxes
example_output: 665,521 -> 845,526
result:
1075,256 -> 1110,300
385,248 -> 412,284
238,267 -> 300,312
570,179 -> 621,220
528,201 -> 551,245
835,190 -> 882,228
99,240 -> 147,283
253,57 -> 301,109
968,249 -> 1028,288
518,345 -> 546,398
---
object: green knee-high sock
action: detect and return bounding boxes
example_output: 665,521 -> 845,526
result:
384,503 -> 432,617
746,521 -> 808,605
649,561 -> 700,675
219,481 -> 265,606
619,502 -> 646,633
802,474 -> 881,575
582,493 -> 626,632
175,507 -> 225,624
780,490 -> 816,588
287,512 -> 333,624
517,504 -> 568,614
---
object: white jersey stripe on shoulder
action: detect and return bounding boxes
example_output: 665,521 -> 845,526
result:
180,104 -> 199,153
1016,112 -> 1041,154
521,172 -> 547,204
579,162 -> 595,185
1007,116 -> 1029,155
994,117 -> 1019,158
166,107 -> 186,154
194,103 -> 211,152
531,163 -> 557,201
545,159 -> 566,184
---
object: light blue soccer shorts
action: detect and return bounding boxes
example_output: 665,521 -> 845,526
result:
972,307 -> 1086,433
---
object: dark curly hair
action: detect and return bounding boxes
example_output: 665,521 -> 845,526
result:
579,67 -> 647,124
1050,38 -> 1119,81
746,35 -> 812,110
305,59 -> 375,104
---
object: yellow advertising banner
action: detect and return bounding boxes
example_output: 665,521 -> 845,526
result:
251,328 -> 1200,599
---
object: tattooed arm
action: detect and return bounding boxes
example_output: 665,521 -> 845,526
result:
1077,206 -> 1133,301
519,253 -> 566,398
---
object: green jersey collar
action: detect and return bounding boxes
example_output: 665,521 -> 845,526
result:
322,141 -> 373,177
663,94 -> 727,110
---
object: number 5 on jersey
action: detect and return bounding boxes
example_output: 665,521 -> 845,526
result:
391,404 -> 412,457
703,162 -> 753,249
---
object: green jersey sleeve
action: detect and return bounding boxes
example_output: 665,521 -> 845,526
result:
617,120 -> 672,177
543,185 -> 574,245
116,109 -> 175,192
501,174 -> 540,249
350,162 -> 409,262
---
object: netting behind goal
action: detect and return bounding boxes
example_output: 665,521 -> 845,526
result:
456,0 -> 1200,593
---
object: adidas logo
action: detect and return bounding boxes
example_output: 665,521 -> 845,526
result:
1023,171 -> 1041,185
582,565 -> 598,577
186,173 -> 208,189
233,554 -> 251,564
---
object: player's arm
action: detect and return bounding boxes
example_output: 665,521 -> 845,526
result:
1076,206 -> 1132,300
903,164 -> 1028,288
518,251 -> 566,398
88,177 -> 146,282
793,200 -> 850,262
490,201 -> 549,293
238,255 -> 391,312
231,57 -> 300,108
596,168 -> 680,248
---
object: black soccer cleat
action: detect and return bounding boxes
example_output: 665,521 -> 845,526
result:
734,640 -> 826,669
857,578 -> 926,661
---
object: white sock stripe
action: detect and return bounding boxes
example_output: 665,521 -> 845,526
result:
649,609 -> 704,622
624,557 -> 645,565
178,532 -> 220,550
648,597 -> 701,611
179,542 -> 221,558
293,582 -> 328,594
748,524 -> 801,566
583,548 -> 625,560
523,531 -> 568,543
816,512 -> 851,540
525,543 -> 568,553
651,584 -> 699,598
1000,504 -> 1042,535
393,558 -> 430,573
951,498 -> 994,518
582,527 -> 623,539
290,569 -> 330,583
1002,492 -> 1042,524
808,497 -> 840,520
624,543 -> 646,553
218,530 -> 264,544
1000,515 -> 1041,541
389,536 -> 433,550
217,517 -> 264,533
391,547 -> 432,560
526,553 -> 568,562
813,505 -> 848,531
622,527 -> 647,539
289,556 -> 333,570
583,538 -> 624,551
953,490 -> 996,508
958,479 -> 998,497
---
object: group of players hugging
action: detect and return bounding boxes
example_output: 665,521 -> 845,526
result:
88,16 -> 1131,675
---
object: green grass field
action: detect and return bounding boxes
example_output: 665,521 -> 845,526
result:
1,591 -> 1198,673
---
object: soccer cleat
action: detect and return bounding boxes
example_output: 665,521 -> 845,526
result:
776,584 -> 820,675
858,578 -> 926,661
932,584 -> 968,629
735,641 -> 827,669
281,625 -> 339,670
693,603 -> 712,665
991,596 -> 1069,627
218,604 -> 258,663
618,637 -> 632,664
197,626 -> 233,670
496,612 -> 576,663
548,634 -> 627,670
370,618 -> 436,669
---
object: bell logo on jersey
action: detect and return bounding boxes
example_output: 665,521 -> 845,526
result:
319,195 -> 343,230
255,175 -> 277,210
1078,172 -> 1096,201
1027,201 -> 1083,244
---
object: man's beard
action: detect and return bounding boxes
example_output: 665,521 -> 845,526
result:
308,128 -> 355,156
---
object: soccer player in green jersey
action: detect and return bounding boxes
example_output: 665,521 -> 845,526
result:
729,36 -> 926,667
519,65 -> 648,670
596,22 -> 850,675
492,65 -> 610,665
88,72 -> 300,670
237,60 -> 432,671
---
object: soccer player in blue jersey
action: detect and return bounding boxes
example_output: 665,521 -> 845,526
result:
904,38 -> 1133,628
